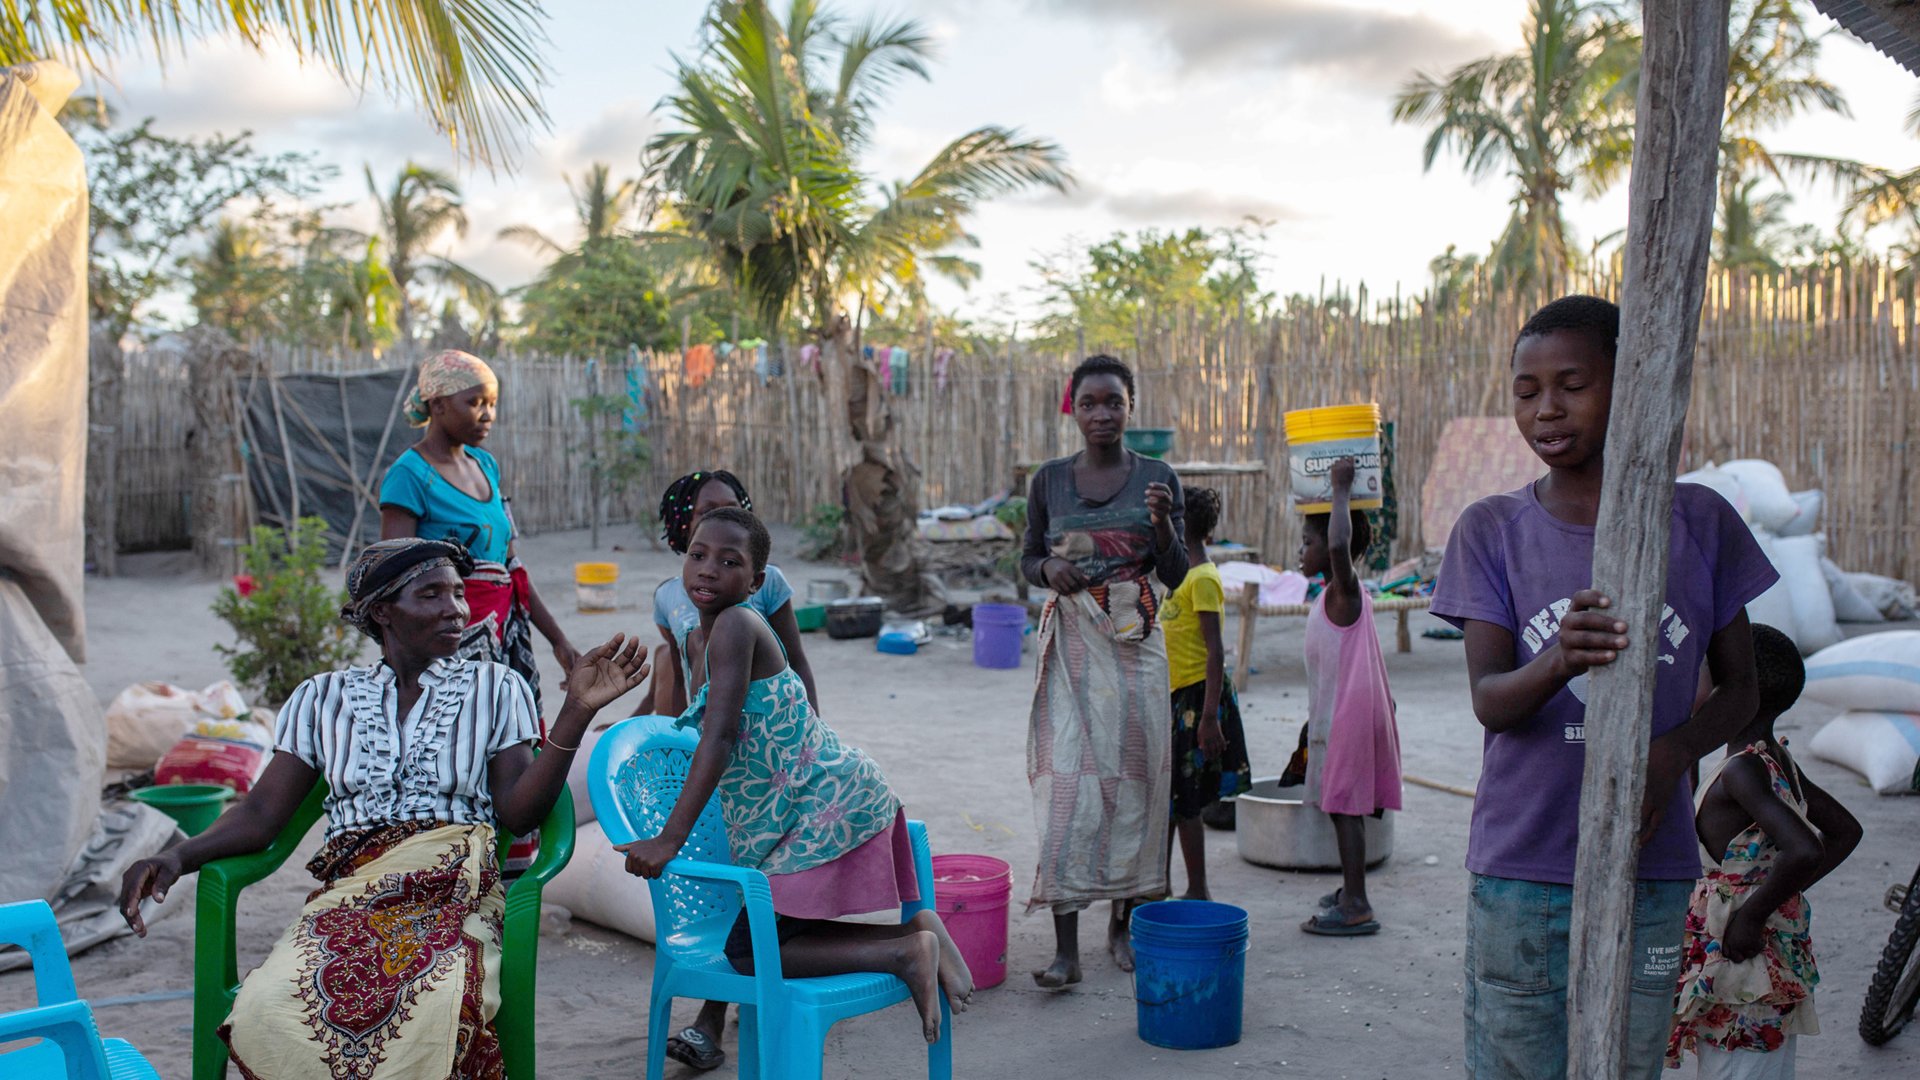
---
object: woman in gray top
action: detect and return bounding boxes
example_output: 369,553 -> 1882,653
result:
1021,354 -> 1187,988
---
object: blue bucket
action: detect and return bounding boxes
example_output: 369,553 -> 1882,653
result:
971,604 -> 1026,670
1130,900 -> 1249,1050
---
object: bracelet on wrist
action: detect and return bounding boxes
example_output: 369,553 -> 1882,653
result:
545,732 -> 580,753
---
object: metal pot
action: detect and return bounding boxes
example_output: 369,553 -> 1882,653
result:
1235,777 -> 1394,871
807,579 -> 852,604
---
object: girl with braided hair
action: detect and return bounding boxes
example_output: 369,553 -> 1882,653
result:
1161,486 -> 1252,900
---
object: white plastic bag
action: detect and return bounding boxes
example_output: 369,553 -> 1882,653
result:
1678,464 -> 1749,520
1744,534 -> 1799,645
1721,460 -> 1798,532
105,683 -> 199,769
542,819 -> 656,941
1807,711 -> 1920,794
1844,572 -> 1919,621
1801,630 -> 1920,713
1776,490 -> 1822,538
1821,557 -> 1884,623
1774,535 -> 1841,654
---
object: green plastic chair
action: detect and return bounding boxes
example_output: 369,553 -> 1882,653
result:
191,781 -> 575,1080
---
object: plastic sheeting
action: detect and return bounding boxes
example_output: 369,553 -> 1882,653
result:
0,61 -> 101,904
239,368 -> 413,558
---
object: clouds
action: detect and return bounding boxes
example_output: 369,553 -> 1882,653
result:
1038,177 -> 1295,226
1040,0 -> 1496,86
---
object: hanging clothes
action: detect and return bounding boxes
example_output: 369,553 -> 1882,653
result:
934,348 -> 955,391
685,344 -> 715,388
799,343 -> 821,374
1061,381 -> 1073,415
889,346 -> 909,396
871,345 -> 889,391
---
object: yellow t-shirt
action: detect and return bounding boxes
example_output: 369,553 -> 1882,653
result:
1163,561 -> 1226,691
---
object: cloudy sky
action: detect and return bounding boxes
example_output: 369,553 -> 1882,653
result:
95,0 -> 1920,323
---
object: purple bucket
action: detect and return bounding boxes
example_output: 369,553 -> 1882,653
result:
972,604 -> 1026,670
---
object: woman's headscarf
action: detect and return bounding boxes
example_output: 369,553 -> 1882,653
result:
341,538 -> 475,640
404,350 -> 499,428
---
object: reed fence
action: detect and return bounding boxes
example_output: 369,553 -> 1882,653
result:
110,263 -> 1920,582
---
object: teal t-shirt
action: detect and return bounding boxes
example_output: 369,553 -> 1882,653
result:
379,446 -> 513,564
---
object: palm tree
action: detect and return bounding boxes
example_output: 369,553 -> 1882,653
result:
361,163 -> 492,349
189,218 -> 283,336
499,162 -> 646,266
651,0 -> 1071,611
2,1 -> 548,165
1392,0 -> 1637,287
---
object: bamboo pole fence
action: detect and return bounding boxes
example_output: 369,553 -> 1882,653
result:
108,263 -> 1920,581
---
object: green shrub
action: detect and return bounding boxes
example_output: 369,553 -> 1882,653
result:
799,503 -> 849,561
213,517 -> 363,706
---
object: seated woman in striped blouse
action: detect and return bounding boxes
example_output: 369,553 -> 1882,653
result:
116,537 -> 648,1080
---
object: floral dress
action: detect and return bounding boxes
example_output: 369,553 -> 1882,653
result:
675,608 -> 903,888
1666,743 -> 1820,1067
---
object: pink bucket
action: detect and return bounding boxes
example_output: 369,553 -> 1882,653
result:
930,854 -> 1012,990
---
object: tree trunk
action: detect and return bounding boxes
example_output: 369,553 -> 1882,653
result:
820,312 -> 935,614
1566,4 -> 1730,1077
85,322 -> 122,577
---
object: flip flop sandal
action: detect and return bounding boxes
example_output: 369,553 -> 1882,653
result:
665,1028 -> 724,1071
1317,889 -> 1343,910
1301,910 -> 1381,937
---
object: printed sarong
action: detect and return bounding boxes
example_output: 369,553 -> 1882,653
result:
222,823 -> 505,1080
1026,582 -> 1172,911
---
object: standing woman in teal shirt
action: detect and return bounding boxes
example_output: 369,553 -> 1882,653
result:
380,351 -> 580,717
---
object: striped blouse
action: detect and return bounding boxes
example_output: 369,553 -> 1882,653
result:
273,658 -> 539,838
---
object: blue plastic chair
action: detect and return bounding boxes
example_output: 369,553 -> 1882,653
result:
0,900 -> 161,1080
588,716 -> 953,1080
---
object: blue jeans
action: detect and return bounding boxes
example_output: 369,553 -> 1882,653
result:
1464,874 -> 1691,1080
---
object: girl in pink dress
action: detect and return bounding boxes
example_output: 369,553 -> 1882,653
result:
1299,456 -> 1403,936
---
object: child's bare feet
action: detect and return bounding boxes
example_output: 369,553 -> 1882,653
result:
895,930 -> 943,1044
910,910 -> 975,1010
1179,888 -> 1212,901
1031,954 -> 1081,988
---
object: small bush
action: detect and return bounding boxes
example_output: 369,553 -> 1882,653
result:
213,517 -> 363,706
799,503 -> 849,561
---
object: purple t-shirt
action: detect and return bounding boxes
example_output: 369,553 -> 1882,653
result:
1430,481 -> 1777,884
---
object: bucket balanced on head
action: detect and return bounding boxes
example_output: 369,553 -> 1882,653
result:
1285,403 -> 1384,512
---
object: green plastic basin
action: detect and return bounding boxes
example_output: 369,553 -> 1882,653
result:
130,784 -> 235,836
1124,428 -> 1176,459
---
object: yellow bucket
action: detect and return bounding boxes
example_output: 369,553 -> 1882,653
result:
1284,403 -> 1384,514
575,562 -> 619,612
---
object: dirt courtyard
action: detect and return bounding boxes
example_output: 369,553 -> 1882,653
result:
8,524 -> 1918,1078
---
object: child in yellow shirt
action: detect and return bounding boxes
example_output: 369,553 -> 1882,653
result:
1161,487 -> 1252,899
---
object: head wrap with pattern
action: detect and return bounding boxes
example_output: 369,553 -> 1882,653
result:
341,538 -> 475,640
404,350 -> 499,428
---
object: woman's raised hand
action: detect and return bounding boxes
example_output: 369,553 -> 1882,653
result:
565,633 -> 651,713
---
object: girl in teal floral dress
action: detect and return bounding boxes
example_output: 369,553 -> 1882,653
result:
618,508 -> 973,1044
1667,624 -> 1861,1078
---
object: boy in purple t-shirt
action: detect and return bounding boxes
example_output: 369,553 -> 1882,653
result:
1430,295 -> 1777,1080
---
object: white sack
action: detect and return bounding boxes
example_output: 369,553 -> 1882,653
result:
1722,460 -> 1799,532
1801,630 -> 1920,714
1745,534 -> 1799,644
1774,535 -> 1841,654
1821,558 -> 1884,624
1678,464 -> 1749,520
1807,711 -> 1920,794
1776,490 -> 1822,538
1844,572 -> 1919,622
542,819 -> 656,942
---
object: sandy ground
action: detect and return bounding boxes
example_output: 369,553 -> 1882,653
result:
6,524 -> 1918,1078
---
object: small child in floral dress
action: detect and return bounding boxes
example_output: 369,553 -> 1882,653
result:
1667,624 -> 1862,1078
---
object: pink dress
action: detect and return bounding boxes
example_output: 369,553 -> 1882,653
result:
1303,590 -> 1403,816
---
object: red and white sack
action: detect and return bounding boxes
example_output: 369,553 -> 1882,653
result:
154,715 -> 273,793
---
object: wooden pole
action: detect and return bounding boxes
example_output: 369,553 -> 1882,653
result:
1567,3 -> 1729,1077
